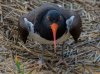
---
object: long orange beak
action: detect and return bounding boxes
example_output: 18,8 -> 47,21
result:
50,23 -> 58,49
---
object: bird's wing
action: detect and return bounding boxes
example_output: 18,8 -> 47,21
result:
65,11 -> 82,42
18,9 -> 35,43
66,16 -> 75,32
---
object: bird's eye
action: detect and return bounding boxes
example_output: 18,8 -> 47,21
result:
59,16 -> 62,20
47,16 -> 50,20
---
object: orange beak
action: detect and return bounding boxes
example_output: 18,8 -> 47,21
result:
50,23 -> 58,49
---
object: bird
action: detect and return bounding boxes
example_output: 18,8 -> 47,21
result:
18,3 -> 82,68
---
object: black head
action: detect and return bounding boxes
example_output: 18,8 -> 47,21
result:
47,10 -> 62,23
45,10 -> 64,27
41,10 -> 66,48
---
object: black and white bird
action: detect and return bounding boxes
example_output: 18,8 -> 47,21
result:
18,3 -> 82,67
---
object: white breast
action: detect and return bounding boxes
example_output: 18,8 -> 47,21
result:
28,32 -> 71,44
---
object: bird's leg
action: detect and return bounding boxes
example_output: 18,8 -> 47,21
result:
33,44 -> 48,70
56,41 -> 68,67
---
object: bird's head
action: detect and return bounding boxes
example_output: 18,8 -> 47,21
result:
45,10 -> 64,48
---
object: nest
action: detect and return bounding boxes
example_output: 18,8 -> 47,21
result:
0,0 -> 100,74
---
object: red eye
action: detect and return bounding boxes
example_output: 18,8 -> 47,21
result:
59,16 -> 62,20
47,16 -> 50,20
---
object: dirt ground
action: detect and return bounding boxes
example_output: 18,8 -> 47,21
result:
0,0 -> 100,74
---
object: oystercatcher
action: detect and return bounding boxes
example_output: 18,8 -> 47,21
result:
18,3 -> 82,68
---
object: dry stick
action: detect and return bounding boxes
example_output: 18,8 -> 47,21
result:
77,49 -> 96,58
10,43 -> 52,60
3,10 -> 14,19
1,4 -> 28,14
73,38 -> 100,48
2,35 -> 39,57
10,42 -> 56,61
65,38 -> 100,59
0,0 -> 2,15
12,37 -> 99,62
46,62 -> 57,72
66,0 -> 100,13
0,0 -> 3,23
2,32 -> 57,61
89,43 -> 100,51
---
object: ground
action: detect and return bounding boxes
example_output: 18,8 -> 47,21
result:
0,0 -> 100,74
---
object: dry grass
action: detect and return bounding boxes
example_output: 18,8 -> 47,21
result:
0,0 -> 100,74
